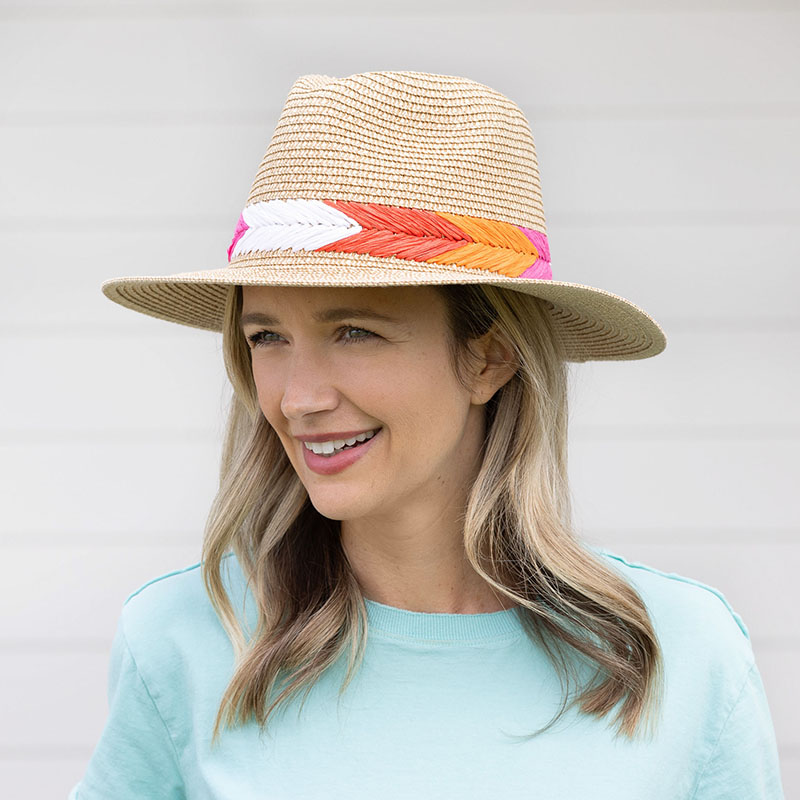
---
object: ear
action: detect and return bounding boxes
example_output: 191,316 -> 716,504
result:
468,326 -> 518,405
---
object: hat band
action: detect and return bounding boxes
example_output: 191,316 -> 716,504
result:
227,198 -> 552,281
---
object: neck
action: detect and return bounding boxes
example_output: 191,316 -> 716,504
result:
339,458 -> 514,614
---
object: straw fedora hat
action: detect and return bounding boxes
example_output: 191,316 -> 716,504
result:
101,70 -> 666,362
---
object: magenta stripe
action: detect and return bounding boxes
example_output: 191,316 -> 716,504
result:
517,227 -> 552,280
227,214 -> 249,261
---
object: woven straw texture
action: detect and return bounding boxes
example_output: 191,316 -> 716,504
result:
101,70 -> 666,362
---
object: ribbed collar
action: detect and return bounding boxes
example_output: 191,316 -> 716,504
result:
222,552 -> 524,642
364,597 -> 523,642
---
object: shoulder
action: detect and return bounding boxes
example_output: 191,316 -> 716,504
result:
122,557 -> 208,626
590,546 -> 754,668
117,552 -> 243,668
590,548 -> 783,793
123,550 -> 241,605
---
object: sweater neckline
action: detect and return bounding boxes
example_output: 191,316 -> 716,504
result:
363,597 -> 523,641
222,551 -> 523,642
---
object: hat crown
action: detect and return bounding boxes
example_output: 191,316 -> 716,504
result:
245,71 -> 547,234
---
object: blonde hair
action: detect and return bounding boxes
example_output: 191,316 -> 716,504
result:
201,283 -> 664,747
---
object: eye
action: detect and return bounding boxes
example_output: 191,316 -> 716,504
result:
246,329 -> 280,348
340,326 -> 378,344
245,325 -> 379,349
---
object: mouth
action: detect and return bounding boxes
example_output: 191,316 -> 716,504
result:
302,427 -> 382,458
301,427 -> 383,474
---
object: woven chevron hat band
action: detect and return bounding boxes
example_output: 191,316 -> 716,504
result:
101,70 -> 666,362
227,199 -> 553,281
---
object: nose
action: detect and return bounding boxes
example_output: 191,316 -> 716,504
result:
278,343 -> 340,420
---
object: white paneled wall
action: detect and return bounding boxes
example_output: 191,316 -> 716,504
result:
1,2 -> 798,797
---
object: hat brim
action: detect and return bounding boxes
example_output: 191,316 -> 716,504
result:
101,250 -> 666,363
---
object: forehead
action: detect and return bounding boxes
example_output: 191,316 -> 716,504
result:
239,285 -> 445,323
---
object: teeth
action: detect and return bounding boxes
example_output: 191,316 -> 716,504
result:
304,429 -> 377,455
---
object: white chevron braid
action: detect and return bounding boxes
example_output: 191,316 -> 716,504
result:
231,199 -> 362,259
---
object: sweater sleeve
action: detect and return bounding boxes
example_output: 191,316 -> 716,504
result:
691,661 -> 785,800
67,610 -> 186,799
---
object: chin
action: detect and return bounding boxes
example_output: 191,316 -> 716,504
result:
306,489 -> 375,522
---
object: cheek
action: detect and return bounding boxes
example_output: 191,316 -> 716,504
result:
250,362 -> 281,418
367,351 -> 467,426
387,363 -> 471,436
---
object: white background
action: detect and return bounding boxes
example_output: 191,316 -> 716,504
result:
0,1 -> 798,797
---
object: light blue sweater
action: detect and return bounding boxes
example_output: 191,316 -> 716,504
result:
69,549 -> 784,799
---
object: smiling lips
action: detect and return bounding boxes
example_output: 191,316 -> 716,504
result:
301,428 -> 382,475
295,427 -> 381,443
303,429 -> 379,456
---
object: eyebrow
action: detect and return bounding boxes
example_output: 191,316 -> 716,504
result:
239,307 -> 405,329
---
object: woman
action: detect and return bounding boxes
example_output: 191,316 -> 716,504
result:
70,71 -> 784,798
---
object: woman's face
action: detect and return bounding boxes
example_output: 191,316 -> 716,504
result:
240,285 -> 493,523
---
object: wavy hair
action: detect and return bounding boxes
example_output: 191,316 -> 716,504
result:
201,282 -> 664,747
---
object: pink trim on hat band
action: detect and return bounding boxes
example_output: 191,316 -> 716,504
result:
517,228 -> 551,279
227,213 -> 250,261
227,198 -> 551,281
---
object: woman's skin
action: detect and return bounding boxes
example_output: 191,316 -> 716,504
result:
240,285 -> 518,614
